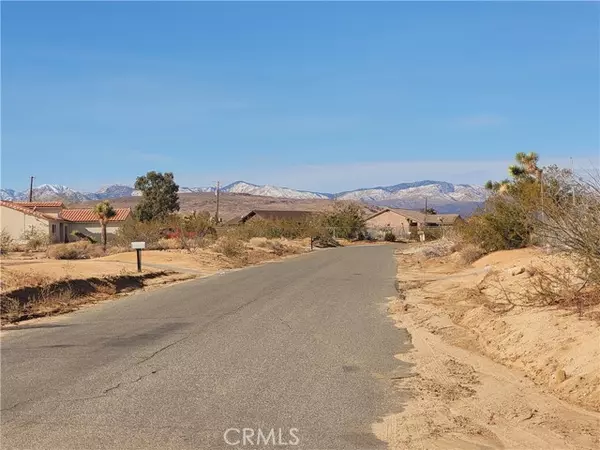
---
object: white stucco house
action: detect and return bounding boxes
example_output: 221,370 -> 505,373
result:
0,201 -> 131,244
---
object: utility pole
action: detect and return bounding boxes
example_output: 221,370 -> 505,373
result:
571,157 -> 575,206
29,176 -> 35,202
215,181 -> 220,224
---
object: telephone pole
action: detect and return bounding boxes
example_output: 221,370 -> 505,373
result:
571,157 -> 575,206
215,181 -> 220,224
29,176 -> 35,202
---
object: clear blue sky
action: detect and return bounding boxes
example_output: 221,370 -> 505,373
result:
2,1 -> 598,192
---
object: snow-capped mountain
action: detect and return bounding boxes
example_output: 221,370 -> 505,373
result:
336,180 -> 487,203
221,181 -> 331,200
179,187 -> 214,194
0,180 -> 487,213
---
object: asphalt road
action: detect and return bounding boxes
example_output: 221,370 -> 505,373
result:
1,245 -> 411,450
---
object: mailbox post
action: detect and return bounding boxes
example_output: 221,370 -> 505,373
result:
131,241 -> 146,272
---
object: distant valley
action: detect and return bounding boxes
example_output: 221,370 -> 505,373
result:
0,180 -> 486,215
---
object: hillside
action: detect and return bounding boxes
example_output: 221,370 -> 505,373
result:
2,180 -> 486,215
77,192 -> 374,221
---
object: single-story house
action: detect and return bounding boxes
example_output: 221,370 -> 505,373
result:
225,209 -> 314,226
0,201 -> 131,244
364,208 -> 462,239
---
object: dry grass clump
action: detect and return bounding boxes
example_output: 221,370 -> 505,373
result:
213,236 -> 246,258
47,241 -> 105,260
1,229 -> 14,254
1,268 -> 53,291
459,245 -> 486,264
263,239 -> 303,256
249,237 -> 269,248
415,239 -> 456,259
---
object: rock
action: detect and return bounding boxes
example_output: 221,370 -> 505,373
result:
554,369 -> 567,384
511,266 -> 525,276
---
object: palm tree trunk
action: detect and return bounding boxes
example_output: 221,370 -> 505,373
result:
101,223 -> 107,251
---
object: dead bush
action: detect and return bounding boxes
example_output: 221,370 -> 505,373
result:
459,245 -> 486,264
1,268 -> 52,290
213,236 -> 246,258
1,229 -> 14,254
47,242 -> 105,259
526,263 -> 600,317
21,226 -> 50,251
415,239 -> 456,259
536,167 -> 600,283
227,218 -> 318,241
156,238 -> 184,250
249,237 -> 269,248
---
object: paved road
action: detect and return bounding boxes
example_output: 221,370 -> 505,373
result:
1,245 -> 411,450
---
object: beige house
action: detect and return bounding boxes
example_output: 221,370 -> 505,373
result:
365,208 -> 461,239
0,201 -> 131,244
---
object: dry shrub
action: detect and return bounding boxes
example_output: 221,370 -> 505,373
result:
1,268 -> 52,290
415,239 -> 456,259
47,241 -> 105,259
213,236 -> 246,258
227,218 -> 317,241
481,260 -> 600,318
21,226 -> 50,251
249,237 -> 269,248
459,245 -> 486,264
526,263 -> 600,317
107,245 -> 130,255
156,238 -> 184,250
264,239 -> 303,256
115,218 -> 164,248
537,167 -> 600,283
1,229 -> 14,254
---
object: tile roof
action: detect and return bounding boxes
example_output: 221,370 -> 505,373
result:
60,208 -> 131,223
0,201 -> 57,221
13,201 -> 65,208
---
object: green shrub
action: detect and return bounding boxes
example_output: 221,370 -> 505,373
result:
71,230 -> 97,244
321,202 -> 366,240
384,231 -> 396,242
115,218 -> 164,249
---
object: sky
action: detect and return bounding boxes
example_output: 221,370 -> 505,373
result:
2,1 -> 599,193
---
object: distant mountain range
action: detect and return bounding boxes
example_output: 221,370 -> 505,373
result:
0,180 -> 487,214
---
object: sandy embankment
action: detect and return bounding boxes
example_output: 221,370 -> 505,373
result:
375,247 -> 600,449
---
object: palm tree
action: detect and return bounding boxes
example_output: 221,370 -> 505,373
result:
94,200 -> 116,251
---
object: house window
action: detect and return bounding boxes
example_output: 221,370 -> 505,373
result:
51,224 -> 56,234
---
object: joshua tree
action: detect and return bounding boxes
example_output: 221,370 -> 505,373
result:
510,151 -> 543,182
94,200 -> 116,251
486,152 -> 543,194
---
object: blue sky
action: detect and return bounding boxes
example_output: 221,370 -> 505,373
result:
2,1 -> 599,192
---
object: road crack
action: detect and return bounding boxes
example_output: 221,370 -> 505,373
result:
135,335 -> 191,365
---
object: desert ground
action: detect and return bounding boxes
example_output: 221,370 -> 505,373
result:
374,245 -> 600,449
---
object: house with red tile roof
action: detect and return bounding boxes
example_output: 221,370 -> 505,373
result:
0,201 -> 131,244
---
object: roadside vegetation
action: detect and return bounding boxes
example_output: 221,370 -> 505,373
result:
417,151 -> 600,318
1,171 -> 373,324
